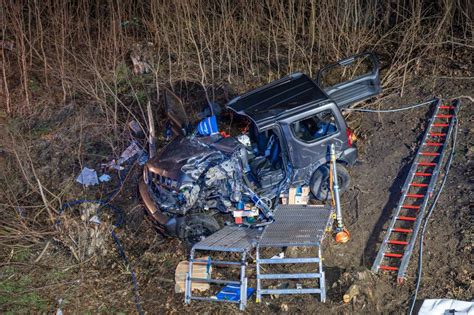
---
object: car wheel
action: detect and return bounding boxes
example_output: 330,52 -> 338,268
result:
178,213 -> 220,248
310,164 -> 350,201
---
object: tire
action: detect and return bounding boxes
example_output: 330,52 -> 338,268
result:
178,213 -> 220,248
310,164 -> 350,201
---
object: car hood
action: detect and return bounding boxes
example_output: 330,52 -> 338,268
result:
147,136 -> 215,179
146,135 -> 242,182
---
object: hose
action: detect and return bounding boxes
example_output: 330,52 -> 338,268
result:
343,99 -> 436,113
343,97 -> 462,313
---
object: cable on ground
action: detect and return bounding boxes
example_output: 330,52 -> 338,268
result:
57,199 -> 144,315
345,96 -> 463,313
408,110 -> 458,315
57,162 -> 144,314
343,99 -> 436,113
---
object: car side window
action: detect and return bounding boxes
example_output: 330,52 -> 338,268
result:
291,110 -> 338,142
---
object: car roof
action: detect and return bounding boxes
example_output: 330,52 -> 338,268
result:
226,73 -> 329,131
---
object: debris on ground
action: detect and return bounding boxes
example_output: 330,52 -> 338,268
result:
130,42 -> 153,75
333,269 -> 378,310
79,203 -> 101,222
59,203 -> 110,262
418,299 -> 473,314
137,152 -> 148,165
103,141 -> 144,170
175,258 -> 212,293
119,141 -> 142,164
129,120 -> 145,138
287,186 -> 310,205
98,174 -> 111,182
76,169 -> 112,185
270,283 -> 289,299
76,167 -> 99,186
55,298 -> 63,315
89,215 -> 101,225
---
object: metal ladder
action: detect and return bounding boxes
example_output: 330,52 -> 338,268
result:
371,98 -> 460,283
256,245 -> 326,302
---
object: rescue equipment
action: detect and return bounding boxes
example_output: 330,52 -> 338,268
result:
371,98 -> 460,283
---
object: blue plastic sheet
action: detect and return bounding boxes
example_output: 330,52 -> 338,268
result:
216,284 -> 254,301
197,115 -> 219,136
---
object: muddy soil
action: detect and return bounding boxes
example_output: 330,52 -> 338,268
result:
1,77 -> 472,314
124,77 -> 472,314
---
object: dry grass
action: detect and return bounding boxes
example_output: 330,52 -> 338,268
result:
1,1 -> 472,113
0,0 -> 472,312
1,0 -> 472,218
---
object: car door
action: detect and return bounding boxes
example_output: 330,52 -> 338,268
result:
163,88 -> 190,136
315,52 -> 381,108
280,103 -> 347,170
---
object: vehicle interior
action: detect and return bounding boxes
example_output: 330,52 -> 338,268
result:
247,124 -> 286,195
290,110 -> 339,143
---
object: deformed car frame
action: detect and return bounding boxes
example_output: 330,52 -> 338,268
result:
139,52 -> 381,246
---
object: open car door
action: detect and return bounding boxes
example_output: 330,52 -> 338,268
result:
315,52 -> 381,108
163,88 -> 190,136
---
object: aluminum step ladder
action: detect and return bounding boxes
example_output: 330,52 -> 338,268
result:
371,98 -> 460,283
185,226 -> 262,310
256,204 -> 333,302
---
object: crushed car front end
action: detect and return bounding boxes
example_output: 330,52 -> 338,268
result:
139,134 -> 261,239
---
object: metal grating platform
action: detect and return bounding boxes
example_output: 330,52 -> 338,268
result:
192,226 -> 263,252
258,204 -> 333,247
186,206 -> 333,308
256,204 -> 333,303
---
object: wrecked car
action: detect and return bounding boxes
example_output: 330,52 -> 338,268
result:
139,52 -> 381,246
